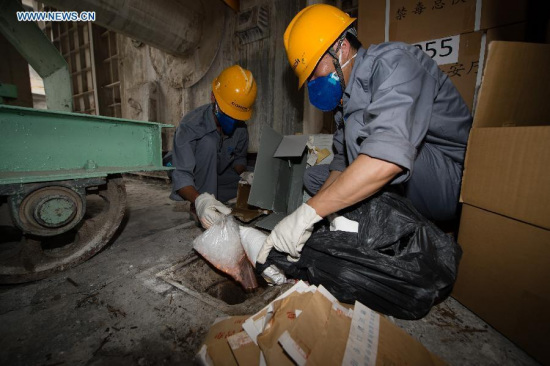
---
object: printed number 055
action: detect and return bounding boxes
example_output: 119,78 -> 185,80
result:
415,38 -> 453,59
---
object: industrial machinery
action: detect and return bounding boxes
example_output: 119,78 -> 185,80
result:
0,0 -> 172,283
0,106 -> 171,283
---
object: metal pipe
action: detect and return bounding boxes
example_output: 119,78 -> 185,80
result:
41,0 -> 205,56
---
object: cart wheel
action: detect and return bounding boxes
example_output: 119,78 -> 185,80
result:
0,177 -> 126,284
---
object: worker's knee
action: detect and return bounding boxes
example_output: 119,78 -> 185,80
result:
405,144 -> 462,221
303,164 -> 330,196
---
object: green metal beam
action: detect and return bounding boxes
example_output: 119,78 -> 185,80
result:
0,105 -> 172,185
0,0 -> 73,111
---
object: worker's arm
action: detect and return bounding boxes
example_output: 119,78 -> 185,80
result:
308,154 -> 403,217
257,154 -> 402,264
317,170 -> 342,193
234,164 -> 246,175
171,121 -> 202,202
177,185 -> 200,204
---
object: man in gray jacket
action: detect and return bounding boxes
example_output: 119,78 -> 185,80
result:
257,4 -> 472,263
168,65 -> 257,229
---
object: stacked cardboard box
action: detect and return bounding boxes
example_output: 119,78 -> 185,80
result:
452,41 -> 550,365
357,0 -> 530,111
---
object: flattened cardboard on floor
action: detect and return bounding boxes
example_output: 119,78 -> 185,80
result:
453,204 -> 550,366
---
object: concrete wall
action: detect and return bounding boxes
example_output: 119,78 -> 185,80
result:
118,0 -> 305,153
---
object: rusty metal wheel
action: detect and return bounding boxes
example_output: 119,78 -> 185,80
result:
0,177 -> 126,284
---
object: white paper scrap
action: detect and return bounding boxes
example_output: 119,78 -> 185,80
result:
278,330 -> 308,366
196,344 -> 214,366
307,149 -> 318,166
342,301 -> 380,366
227,331 -> 254,350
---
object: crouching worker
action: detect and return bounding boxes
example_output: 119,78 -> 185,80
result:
257,4 -> 471,263
166,65 -> 257,229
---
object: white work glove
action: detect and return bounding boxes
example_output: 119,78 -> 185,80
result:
256,203 -> 322,264
194,193 -> 232,229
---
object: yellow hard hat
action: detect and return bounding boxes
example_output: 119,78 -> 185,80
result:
212,65 -> 257,120
284,4 -> 356,88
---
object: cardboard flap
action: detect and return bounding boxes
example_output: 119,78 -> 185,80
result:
474,41 -> 550,128
273,135 -> 308,158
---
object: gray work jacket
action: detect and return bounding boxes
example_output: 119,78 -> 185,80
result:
170,104 -> 248,201
329,43 -> 472,184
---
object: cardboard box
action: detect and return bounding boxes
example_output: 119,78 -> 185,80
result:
357,1 -> 531,110
437,31 -> 482,111
388,0 -> 477,44
460,41 -> 550,228
248,126 -> 308,230
248,127 -> 334,230
358,0 -> 529,45
453,205 -> 550,366
454,41 -> 550,365
461,127 -> 550,229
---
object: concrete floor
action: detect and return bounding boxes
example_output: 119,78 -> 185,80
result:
0,177 -> 540,365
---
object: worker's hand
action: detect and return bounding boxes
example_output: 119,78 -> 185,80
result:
256,203 -> 322,264
194,193 -> 232,229
239,171 -> 254,185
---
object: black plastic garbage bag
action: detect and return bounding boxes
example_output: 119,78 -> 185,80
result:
257,191 -> 462,320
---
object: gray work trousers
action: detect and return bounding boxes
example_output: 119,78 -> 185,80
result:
303,143 -> 462,221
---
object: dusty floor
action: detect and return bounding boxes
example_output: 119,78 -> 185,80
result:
0,177 -> 540,365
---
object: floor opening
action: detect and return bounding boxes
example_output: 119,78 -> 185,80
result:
157,253 -> 290,314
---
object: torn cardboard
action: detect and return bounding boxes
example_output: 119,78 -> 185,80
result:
227,331 -> 261,366
306,303 -> 353,366
256,281 -> 445,366
257,292 -> 314,365
200,281 -> 447,366
197,315 -> 249,366
232,182 -> 267,223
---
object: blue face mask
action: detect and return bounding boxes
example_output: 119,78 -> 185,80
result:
215,106 -> 238,135
307,50 -> 358,112
307,72 -> 343,112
